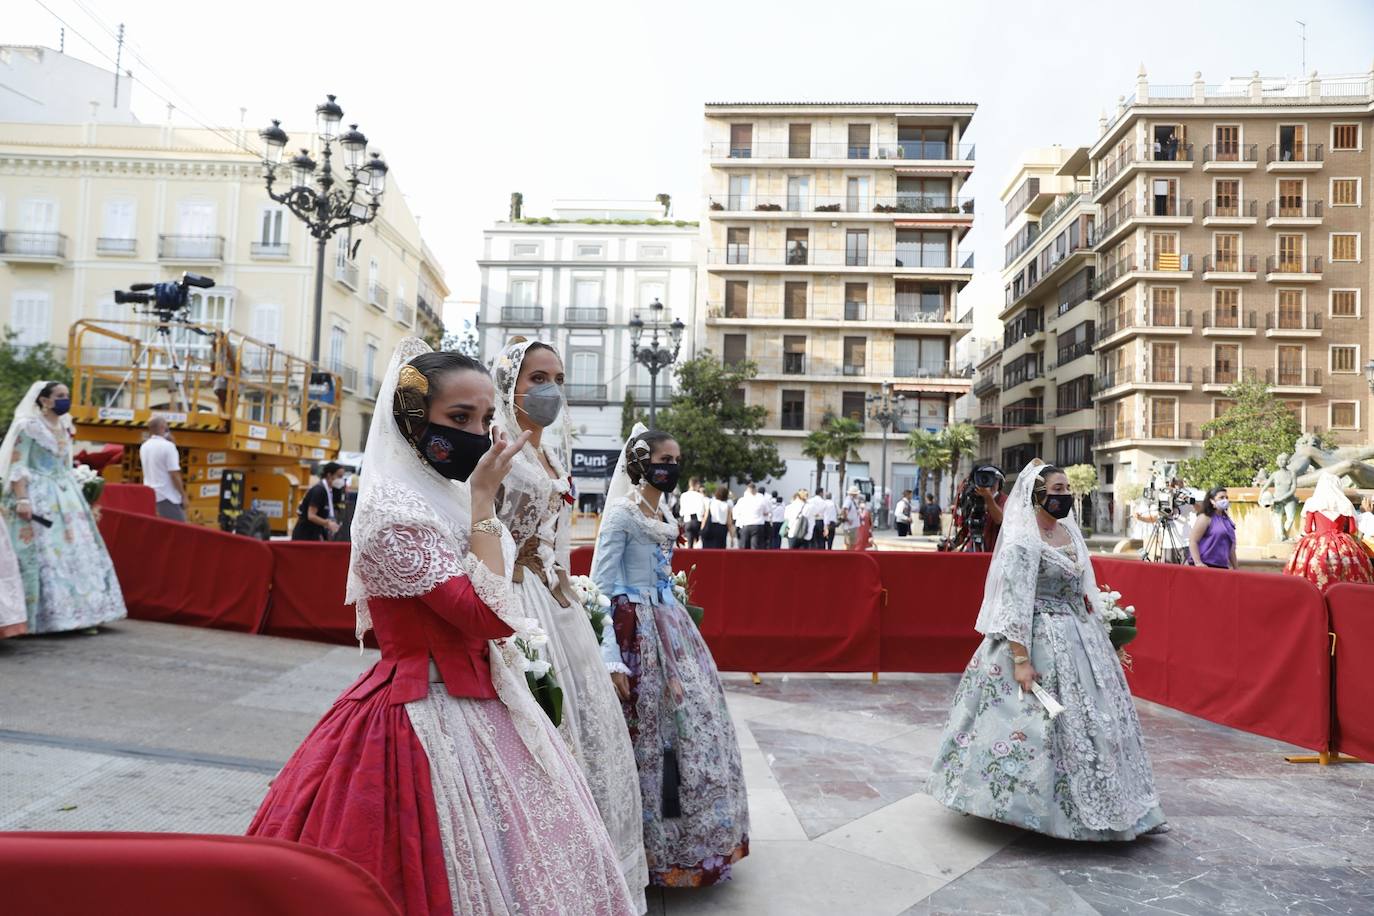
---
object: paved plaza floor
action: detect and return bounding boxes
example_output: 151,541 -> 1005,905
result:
1,620 -> 1371,915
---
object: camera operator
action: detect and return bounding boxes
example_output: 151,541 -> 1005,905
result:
972,465 -> 1007,551
1135,478 -> 1196,564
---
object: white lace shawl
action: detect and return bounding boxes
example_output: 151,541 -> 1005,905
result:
0,381 -> 73,490
346,337 -> 561,775
973,460 -> 1102,654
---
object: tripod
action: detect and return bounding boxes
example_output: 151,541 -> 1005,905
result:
104,315 -> 208,413
1140,511 -> 1188,563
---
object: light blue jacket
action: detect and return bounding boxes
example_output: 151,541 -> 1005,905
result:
590,498 -> 679,671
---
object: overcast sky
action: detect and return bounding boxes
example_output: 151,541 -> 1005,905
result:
8,0 -> 1374,339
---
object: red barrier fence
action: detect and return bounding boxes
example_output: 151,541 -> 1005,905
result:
261,542 -> 364,646
99,509 -> 272,633
100,483 -> 156,516
0,832 -> 400,916
1327,582 -> 1374,762
873,552 -> 989,672
1091,558 -> 1330,752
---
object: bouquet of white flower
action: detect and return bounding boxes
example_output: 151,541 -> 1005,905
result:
671,565 -> 703,628
72,463 -> 105,505
511,620 -> 563,727
568,574 -> 612,642
1096,584 -> 1137,666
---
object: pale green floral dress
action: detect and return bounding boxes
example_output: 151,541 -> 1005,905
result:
927,542 -> 1165,840
4,417 -> 126,633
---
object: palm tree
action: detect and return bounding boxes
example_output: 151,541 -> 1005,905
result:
655,193 -> 672,218
905,429 -> 949,501
939,423 -> 977,505
802,428 -> 829,494
822,416 -> 865,497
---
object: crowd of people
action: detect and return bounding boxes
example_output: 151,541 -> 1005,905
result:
677,480 -> 877,551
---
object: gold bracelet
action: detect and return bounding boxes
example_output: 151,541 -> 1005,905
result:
471,517 -> 503,538
1011,655 -> 1030,665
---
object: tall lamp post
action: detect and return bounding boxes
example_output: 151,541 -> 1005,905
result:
1366,358 -> 1374,394
629,298 -> 684,426
259,95 -> 388,364
865,381 -> 906,528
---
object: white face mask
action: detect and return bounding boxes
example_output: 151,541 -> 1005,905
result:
331,476 -> 346,490
1215,498 -> 1230,511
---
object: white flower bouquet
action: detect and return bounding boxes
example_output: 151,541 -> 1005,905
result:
1096,584 -> 1137,667
671,565 -> 703,628
511,620 -> 563,726
72,463 -> 105,504
568,574 -> 612,642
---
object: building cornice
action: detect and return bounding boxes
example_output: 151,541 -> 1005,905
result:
1090,99 -> 1374,158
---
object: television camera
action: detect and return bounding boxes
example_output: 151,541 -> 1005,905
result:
941,464 -> 1004,552
106,273 -> 218,410
114,272 -> 216,324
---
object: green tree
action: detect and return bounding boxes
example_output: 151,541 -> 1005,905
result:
0,333 -> 71,440
1064,464 -> 1099,527
801,428 -> 829,494
619,389 -> 646,440
1179,377 -> 1303,488
939,422 -> 977,503
906,429 -> 950,501
439,320 -> 478,359
821,416 -> 864,496
655,353 -> 784,484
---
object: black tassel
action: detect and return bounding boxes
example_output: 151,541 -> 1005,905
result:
661,746 -> 682,819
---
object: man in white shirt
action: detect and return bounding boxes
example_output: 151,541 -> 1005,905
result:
841,487 -> 863,548
678,477 -> 707,548
893,490 -> 913,537
734,482 -> 770,549
804,491 -> 826,549
821,491 -> 840,549
139,416 -> 187,522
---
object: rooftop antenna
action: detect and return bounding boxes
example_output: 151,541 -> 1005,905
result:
113,23 -> 125,108
1297,20 -> 1306,77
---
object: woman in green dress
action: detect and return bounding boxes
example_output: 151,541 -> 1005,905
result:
0,381 -> 126,633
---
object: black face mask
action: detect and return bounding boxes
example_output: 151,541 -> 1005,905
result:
418,423 -> 491,482
644,462 -> 681,494
1041,493 -> 1073,520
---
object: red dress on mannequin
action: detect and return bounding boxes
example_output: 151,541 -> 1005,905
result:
1283,512 -> 1374,593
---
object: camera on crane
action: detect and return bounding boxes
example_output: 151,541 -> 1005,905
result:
114,272 -> 216,323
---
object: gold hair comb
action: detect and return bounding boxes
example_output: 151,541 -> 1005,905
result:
397,365 -> 429,395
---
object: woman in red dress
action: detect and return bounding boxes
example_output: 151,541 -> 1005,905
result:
248,339 -> 635,916
1283,472 -> 1374,593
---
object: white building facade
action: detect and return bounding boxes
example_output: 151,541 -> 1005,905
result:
477,201 -> 699,507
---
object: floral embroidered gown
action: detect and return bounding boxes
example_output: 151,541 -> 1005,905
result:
498,444 -> 649,912
927,541 -> 1166,841
3,417 -> 125,633
592,496 -> 749,887
1284,511 -> 1374,593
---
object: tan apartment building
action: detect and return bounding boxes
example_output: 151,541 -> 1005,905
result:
0,48 -> 444,452
994,147 -> 1097,480
1089,68 -> 1374,532
701,102 -> 977,499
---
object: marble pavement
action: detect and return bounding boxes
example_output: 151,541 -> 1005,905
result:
1,621 -> 1370,915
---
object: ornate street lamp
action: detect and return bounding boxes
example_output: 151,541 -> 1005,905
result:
1365,358 -> 1374,393
259,95 -> 387,364
865,381 -> 906,528
629,298 -> 684,425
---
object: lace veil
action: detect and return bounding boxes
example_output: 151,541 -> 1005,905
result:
973,459 -> 1101,653
1303,471 -> 1355,521
344,337 -> 560,773
0,380 -> 71,489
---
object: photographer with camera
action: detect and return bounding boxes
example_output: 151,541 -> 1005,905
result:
1135,478 -> 1195,564
971,465 -> 1006,551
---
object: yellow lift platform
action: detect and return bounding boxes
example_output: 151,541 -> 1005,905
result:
67,318 -> 341,535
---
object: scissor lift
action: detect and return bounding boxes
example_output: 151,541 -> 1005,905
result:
67,318 -> 342,535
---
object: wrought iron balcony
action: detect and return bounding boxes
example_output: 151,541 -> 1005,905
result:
158,235 -> 224,261
501,306 -> 544,323
565,383 -> 609,403
564,307 -> 608,324
0,231 -> 68,260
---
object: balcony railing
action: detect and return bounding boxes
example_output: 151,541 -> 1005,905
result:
1037,191 -> 1084,231
844,302 -> 867,321
0,231 -> 66,260
894,301 -> 955,323
1094,144 -> 1195,191
894,360 -> 957,379
1202,143 -> 1259,163
501,306 -> 545,323
1098,200 -> 1135,237
565,383 -> 609,403
565,307 -> 608,324
1096,254 -> 1136,288
1139,196 -> 1194,218
842,363 -> 867,377
1141,252 -> 1192,272
395,299 -> 415,326
328,361 -> 359,393
972,374 -> 1000,396
251,241 -> 291,258
707,247 -> 965,269
1265,255 -> 1323,275
708,193 -> 974,215
334,255 -> 359,290
96,237 -> 137,255
1055,341 -> 1093,365
1203,309 -> 1258,330
1265,367 -> 1322,387
712,141 -> 976,161
1266,143 -> 1324,164
1201,254 -> 1258,273
1266,311 -> 1322,332
1266,199 -> 1324,219
1097,366 -> 1195,388
158,235 -> 224,261
368,283 -> 389,310
783,353 -> 806,374
1203,199 -> 1258,218
1202,367 -> 1260,386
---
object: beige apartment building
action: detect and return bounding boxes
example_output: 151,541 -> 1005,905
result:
0,50 -> 444,452
701,102 -> 977,498
994,147 -> 1098,480
1089,69 -> 1374,531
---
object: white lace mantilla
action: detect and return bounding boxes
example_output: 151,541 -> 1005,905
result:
601,495 -> 679,548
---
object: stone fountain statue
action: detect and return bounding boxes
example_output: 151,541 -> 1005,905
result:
1290,433 -> 1374,489
1255,452 -> 1300,542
